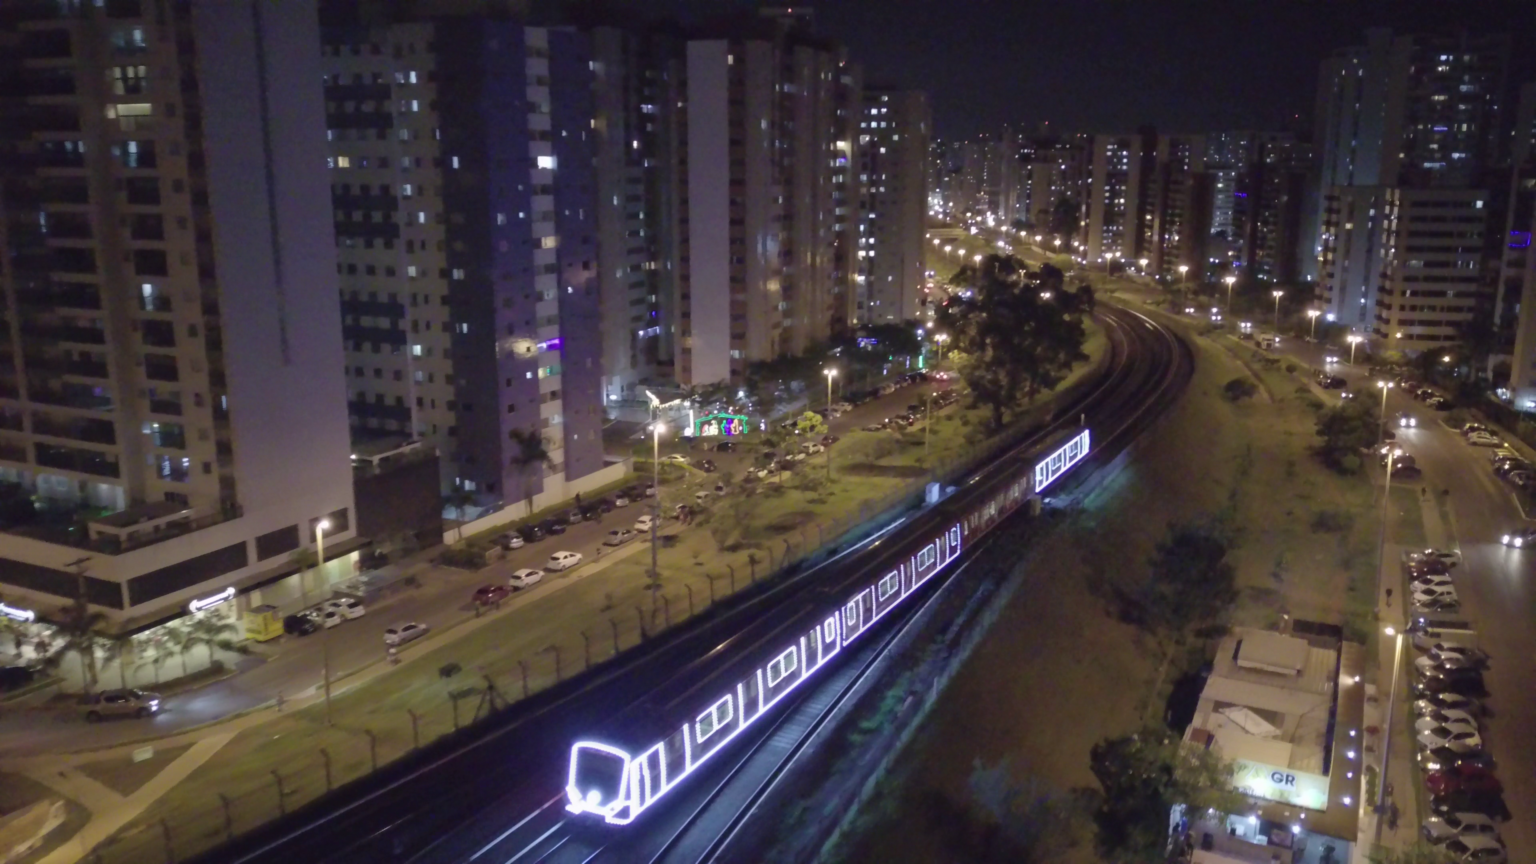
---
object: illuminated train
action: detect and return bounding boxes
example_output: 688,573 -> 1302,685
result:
565,428 -> 1092,825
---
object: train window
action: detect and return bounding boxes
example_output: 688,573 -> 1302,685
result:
823,616 -> 837,642
878,572 -> 899,601
766,646 -> 798,687
844,599 -> 858,626
917,545 -> 935,570
694,694 -> 733,743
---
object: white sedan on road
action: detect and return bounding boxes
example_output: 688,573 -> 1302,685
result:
1405,548 -> 1460,569
508,568 -> 544,590
1410,573 -> 1454,591
634,514 -> 655,532
384,622 -> 429,646
1466,433 -> 1502,447
546,551 -> 584,571
604,528 -> 636,546
325,597 -> 366,620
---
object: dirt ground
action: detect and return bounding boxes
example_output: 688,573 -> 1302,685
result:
837,310 -> 1423,863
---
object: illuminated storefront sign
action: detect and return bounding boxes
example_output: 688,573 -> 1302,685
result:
692,413 -> 748,437
1034,429 -> 1090,493
0,603 -> 36,623
1231,759 -> 1330,811
187,586 -> 236,614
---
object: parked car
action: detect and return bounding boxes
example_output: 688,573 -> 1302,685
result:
81,689 -> 162,722
634,514 -> 655,532
820,434 -> 840,446
614,494 -> 630,508
1419,747 -> 1496,775
383,622 -> 429,647
1414,593 -> 1461,613
1439,835 -> 1506,863
518,524 -> 548,543
661,454 -> 689,464
308,608 -> 344,629
1427,764 -> 1501,801
325,597 -> 366,620
1429,790 -> 1508,823
1499,527 -> 1536,548
497,532 -> 525,551
1318,375 -> 1347,389
284,614 -> 319,636
561,508 -> 584,525
1412,585 -> 1460,607
539,518 -> 567,536
1413,708 -> 1479,736
695,459 -> 717,473
1414,671 -> 1485,697
1392,463 -> 1422,479
1427,645 -> 1488,668
604,528 -> 636,546
1492,460 -> 1530,477
1460,423 -> 1489,436
1429,397 -> 1454,411
474,584 -> 511,606
546,551 -> 583,571
508,568 -> 544,589
801,443 -> 825,455
862,423 -> 886,432
713,441 -> 738,453
1411,574 -> 1455,591
0,666 -> 36,692
1406,548 -> 1461,569
1467,433 -> 1502,447
1415,692 -> 1481,718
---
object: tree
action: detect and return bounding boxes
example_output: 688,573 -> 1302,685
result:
1089,727 -> 1245,863
184,611 -> 239,670
507,428 -> 554,522
1222,377 -> 1258,402
1048,197 -> 1081,244
1315,401 -> 1377,473
939,254 -> 1089,430
1143,520 -> 1238,637
795,410 -> 828,437
49,590 -> 110,696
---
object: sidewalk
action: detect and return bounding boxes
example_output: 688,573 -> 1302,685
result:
1352,489 -> 1450,863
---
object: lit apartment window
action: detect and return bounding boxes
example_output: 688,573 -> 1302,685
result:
539,236 -> 559,249
536,155 -> 557,170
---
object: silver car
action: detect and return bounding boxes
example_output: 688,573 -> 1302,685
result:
82,688 -> 162,722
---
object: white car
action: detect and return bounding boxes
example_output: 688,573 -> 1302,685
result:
546,551 -> 583,571
308,608 -> 344,629
614,494 -> 630,507
634,514 -> 655,532
500,532 -> 525,550
1411,573 -> 1454,591
1414,692 -> 1480,717
1416,655 -> 1482,679
1466,433 -> 1502,447
801,442 -> 825,454
1415,724 -> 1483,755
1500,527 -> 1536,548
1422,812 -> 1501,846
508,568 -> 544,589
1441,835 -> 1506,863
603,528 -> 636,546
1414,708 -> 1478,735
384,622 -> 429,646
1412,585 -> 1459,605
694,491 -> 711,504
1406,548 -> 1461,569
661,455 -> 689,464
325,597 -> 366,620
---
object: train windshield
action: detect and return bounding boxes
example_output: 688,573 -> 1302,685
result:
569,744 -> 628,812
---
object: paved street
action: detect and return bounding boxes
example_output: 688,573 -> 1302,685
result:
1248,330 -> 1536,861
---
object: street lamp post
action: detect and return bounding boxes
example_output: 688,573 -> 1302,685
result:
1270,290 -> 1284,334
1223,275 -> 1236,313
1348,334 -> 1364,365
1375,448 -> 1396,616
314,518 -> 333,726
1374,625 -> 1406,843
1138,257 -> 1149,274
823,369 -> 836,480
1307,309 -> 1321,341
934,332 -> 949,365
1177,265 -> 1189,289
650,422 -> 664,581
1376,380 -> 1393,445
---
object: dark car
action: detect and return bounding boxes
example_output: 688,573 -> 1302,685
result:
1391,463 -> 1422,479
713,441 -> 738,453
474,584 -> 511,606
539,518 -> 567,536
518,523 -> 547,543
695,459 -> 717,473
760,450 -> 778,462
820,434 -> 839,446
1494,460 -> 1531,477
1320,376 -> 1347,389
1414,671 -> 1485,697
1429,397 -> 1453,411
1429,791 -> 1510,822
0,666 -> 37,692
284,614 -> 319,636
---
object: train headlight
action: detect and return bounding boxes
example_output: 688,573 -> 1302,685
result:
586,789 -> 603,806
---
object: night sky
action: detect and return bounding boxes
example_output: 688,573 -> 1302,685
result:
633,1 -> 1536,140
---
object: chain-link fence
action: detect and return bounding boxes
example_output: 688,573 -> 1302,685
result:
85,360 -> 1108,864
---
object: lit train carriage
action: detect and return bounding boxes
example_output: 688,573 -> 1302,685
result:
567,427 -> 1093,827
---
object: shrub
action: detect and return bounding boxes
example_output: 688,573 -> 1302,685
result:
439,662 -> 462,679
1222,377 -> 1259,402
1284,363 -> 1297,374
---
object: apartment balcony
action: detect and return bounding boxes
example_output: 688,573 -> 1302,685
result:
147,398 -> 183,417
0,439 -> 28,464
31,413 -> 116,445
34,442 -> 119,478
27,381 -> 113,412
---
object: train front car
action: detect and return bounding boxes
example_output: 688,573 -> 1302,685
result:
566,741 -> 635,824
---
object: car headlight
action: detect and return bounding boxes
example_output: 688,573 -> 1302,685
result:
1502,535 -> 1511,544
1519,537 -> 1526,547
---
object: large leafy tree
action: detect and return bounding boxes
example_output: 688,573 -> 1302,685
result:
507,428 -> 555,521
938,254 -> 1089,431
794,410 -> 828,437
1315,401 -> 1377,473
1089,727 -> 1245,863
1143,520 -> 1238,637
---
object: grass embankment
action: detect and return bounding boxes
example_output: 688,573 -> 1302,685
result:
92,325 -> 1107,863
836,307 -> 1423,863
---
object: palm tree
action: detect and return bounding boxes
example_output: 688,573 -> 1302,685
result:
100,632 -> 136,690
184,611 -> 239,670
445,489 -> 476,544
507,428 -> 555,520
51,591 -> 110,696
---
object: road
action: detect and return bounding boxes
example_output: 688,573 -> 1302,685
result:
194,303 -> 1183,864
1249,328 -> 1535,860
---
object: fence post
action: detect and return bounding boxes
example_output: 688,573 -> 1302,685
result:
545,645 -> 562,683
219,793 -> 234,841
636,605 -> 646,640
660,593 -> 670,629
450,693 -> 461,730
581,631 -> 592,670
706,574 -> 716,604
272,770 -> 286,816
685,584 -> 694,618
518,659 -> 529,700
728,567 -> 736,594
817,523 -> 824,546
364,729 -> 378,773
320,747 -> 332,792
609,619 -> 620,656
749,556 -> 756,582
160,818 -> 175,864
407,709 -> 420,750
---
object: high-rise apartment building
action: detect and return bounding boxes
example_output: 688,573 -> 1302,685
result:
1021,137 -> 1088,234
1146,134 -> 1209,279
1085,133 -> 1148,264
1312,29 -> 1511,331
320,19 -> 614,509
0,0 -> 355,630
1504,166 -> 1536,407
1373,189 -> 1489,349
675,30 -> 861,386
856,89 -> 929,324
1236,137 -> 1314,284
1318,186 -> 1393,331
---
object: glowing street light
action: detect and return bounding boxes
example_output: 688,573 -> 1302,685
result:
1376,380 -> 1393,444
314,518 -> 335,725
1270,289 -> 1284,334
1177,264 -> 1189,288
934,331 -> 950,364
823,368 -> 837,479
1306,309 -> 1321,341
1223,274 -> 1236,312
1139,257 -> 1149,271
649,421 -> 665,580
1347,333 -> 1363,365
1374,623 -> 1405,842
